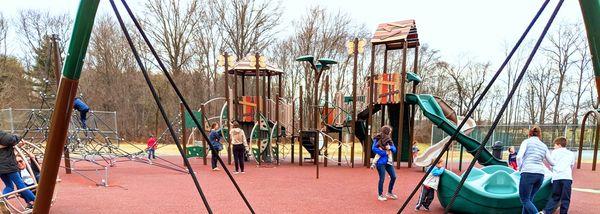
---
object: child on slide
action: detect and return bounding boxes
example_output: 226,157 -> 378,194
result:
416,159 -> 445,211
508,146 -> 518,170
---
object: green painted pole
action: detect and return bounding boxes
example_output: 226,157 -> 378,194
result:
34,0 -> 99,213
579,0 -> 600,100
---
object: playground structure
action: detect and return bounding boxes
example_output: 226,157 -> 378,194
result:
0,0 -> 593,213
182,54 -> 294,166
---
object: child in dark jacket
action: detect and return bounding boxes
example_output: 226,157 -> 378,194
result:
416,159 -> 445,211
208,123 -> 223,171
73,97 -> 90,128
0,131 -> 36,208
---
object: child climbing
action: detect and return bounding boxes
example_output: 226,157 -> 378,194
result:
372,125 -> 397,201
542,137 -> 574,214
416,159 -> 445,211
73,97 -> 90,129
508,146 -> 517,170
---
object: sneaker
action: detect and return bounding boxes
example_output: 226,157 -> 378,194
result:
423,206 -> 430,211
415,205 -> 421,211
377,195 -> 387,201
212,168 -> 220,171
386,193 -> 398,200
241,171 -> 245,174
233,171 -> 239,174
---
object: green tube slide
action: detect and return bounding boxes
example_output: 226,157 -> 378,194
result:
405,93 -> 506,166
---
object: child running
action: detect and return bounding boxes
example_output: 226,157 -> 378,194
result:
416,159 -> 445,211
508,146 -> 517,170
542,137 -> 574,214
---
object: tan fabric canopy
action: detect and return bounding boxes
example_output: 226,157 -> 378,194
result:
227,57 -> 283,76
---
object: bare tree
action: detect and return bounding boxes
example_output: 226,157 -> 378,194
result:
526,64 -> 557,124
0,13 -> 7,59
543,23 -> 582,124
212,0 -> 282,59
15,9 -> 72,68
569,40 -> 593,124
144,0 -> 201,76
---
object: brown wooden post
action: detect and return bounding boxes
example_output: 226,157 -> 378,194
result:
351,38 -> 358,168
291,94 -> 296,164
381,49 -> 388,126
51,35 -> 72,174
408,46 -> 419,168
180,103 -> 187,162
324,75 -> 329,167
396,42 -> 408,169
223,53 -> 232,165
255,53 -> 262,165
276,74 -> 281,164
299,86 -> 304,166
366,44 -> 376,167
233,67 -> 239,122
201,104 -> 207,165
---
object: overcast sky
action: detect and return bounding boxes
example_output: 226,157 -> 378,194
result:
0,0 -> 586,65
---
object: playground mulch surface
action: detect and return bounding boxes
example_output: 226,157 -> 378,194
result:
50,157 -> 600,213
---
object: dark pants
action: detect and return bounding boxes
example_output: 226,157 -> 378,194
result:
376,164 -> 396,196
233,144 -> 245,172
80,109 -> 88,128
519,172 -> 544,214
147,148 -> 156,159
0,171 -> 36,203
544,179 -> 571,214
211,149 -> 220,169
417,186 -> 435,209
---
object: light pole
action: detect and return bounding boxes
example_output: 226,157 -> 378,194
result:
296,55 -> 337,179
346,38 -> 366,168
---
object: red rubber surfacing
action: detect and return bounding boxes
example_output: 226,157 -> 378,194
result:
49,157 -> 600,213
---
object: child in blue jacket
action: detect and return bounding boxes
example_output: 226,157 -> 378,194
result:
416,159 -> 445,211
372,125 -> 397,201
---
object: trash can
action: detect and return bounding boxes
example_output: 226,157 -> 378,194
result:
492,141 -> 503,160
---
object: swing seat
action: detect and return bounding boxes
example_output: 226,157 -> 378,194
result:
186,146 -> 205,158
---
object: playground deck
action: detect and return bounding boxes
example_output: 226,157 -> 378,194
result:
50,156 -> 600,213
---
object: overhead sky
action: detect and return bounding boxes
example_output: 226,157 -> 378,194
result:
0,0 -> 585,65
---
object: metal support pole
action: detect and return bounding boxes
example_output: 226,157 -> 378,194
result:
351,38 -> 358,168
324,75 -> 329,167
201,104 -> 207,165
34,1 -> 99,212
299,86 -> 304,166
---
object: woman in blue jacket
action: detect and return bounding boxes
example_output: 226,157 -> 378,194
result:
372,125 -> 397,201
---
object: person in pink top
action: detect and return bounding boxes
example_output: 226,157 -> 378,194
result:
146,134 -> 157,159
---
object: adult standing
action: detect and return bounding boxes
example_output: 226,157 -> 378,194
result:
372,125 -> 398,201
208,123 -> 223,171
230,121 -> 248,174
0,131 -> 36,208
516,126 -> 554,214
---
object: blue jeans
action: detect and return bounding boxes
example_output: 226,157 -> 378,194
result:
519,172 -> 544,214
147,148 -> 156,159
543,180 -> 571,214
0,171 -> 36,203
376,164 -> 396,196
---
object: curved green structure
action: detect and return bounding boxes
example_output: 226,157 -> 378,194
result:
438,165 -> 551,213
405,93 -> 506,166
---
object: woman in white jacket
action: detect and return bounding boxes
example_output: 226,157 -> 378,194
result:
230,121 -> 248,174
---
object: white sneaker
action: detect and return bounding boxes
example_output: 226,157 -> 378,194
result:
241,171 -> 245,174
386,193 -> 398,200
377,195 -> 387,201
212,168 -> 220,171
233,171 -> 239,174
